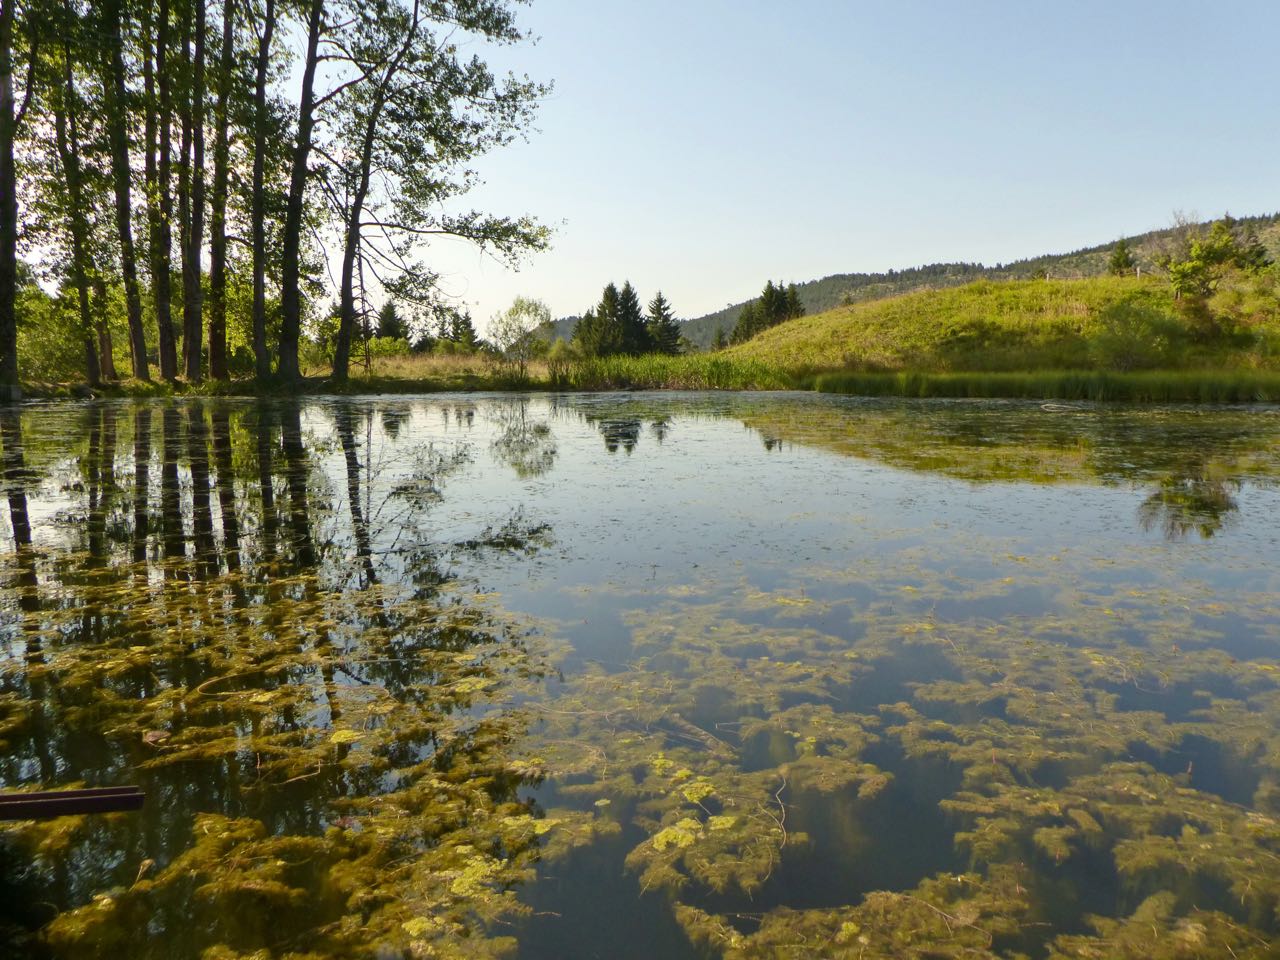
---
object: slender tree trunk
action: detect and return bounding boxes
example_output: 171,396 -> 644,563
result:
53,29 -> 101,386
149,0 -> 178,381
276,0 -> 323,383
207,0 -> 234,380
92,277 -> 118,380
249,0 -> 274,380
333,106 -> 382,382
0,0 -> 20,396
181,0 -> 205,381
101,7 -> 150,380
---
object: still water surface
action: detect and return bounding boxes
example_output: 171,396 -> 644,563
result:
1,393 -> 1278,958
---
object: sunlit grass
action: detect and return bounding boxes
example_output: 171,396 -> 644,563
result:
811,369 -> 1280,402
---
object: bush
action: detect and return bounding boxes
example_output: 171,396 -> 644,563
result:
1089,302 -> 1174,371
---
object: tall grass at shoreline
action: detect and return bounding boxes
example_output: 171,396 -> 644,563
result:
549,354 -> 801,391
811,369 -> 1280,402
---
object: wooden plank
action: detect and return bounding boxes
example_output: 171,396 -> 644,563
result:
0,786 -> 144,820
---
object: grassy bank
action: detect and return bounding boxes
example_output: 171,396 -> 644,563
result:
810,369 -> 1280,402
726,275 -> 1280,373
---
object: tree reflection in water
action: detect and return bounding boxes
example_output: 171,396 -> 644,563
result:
0,400 -> 553,959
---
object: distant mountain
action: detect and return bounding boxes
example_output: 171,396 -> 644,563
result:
546,315 -> 579,342
679,213 -> 1280,349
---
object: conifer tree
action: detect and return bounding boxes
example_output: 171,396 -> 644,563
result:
573,282 -> 624,357
645,291 -> 682,355
1108,238 -> 1135,276
617,281 -> 650,355
378,302 -> 405,339
784,283 -> 804,320
730,301 -> 761,343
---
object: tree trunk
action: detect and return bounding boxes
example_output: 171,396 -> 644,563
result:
53,27 -> 101,386
92,277 -> 118,380
249,0 -> 274,380
181,0 -> 205,381
148,0 -> 178,381
0,0 -> 19,396
332,105 -> 382,383
276,0 -> 323,383
100,6 -> 149,380
207,0 -> 234,380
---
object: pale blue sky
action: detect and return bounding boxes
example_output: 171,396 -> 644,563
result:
425,0 -> 1280,331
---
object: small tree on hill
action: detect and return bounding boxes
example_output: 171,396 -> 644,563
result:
1108,238 -> 1135,276
645,291 -> 682,355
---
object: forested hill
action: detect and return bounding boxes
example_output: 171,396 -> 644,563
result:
678,213 -> 1280,348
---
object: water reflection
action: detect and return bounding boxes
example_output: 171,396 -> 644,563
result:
490,399 -> 558,478
0,395 -> 1278,960
0,400 -> 552,958
1138,471 -> 1241,539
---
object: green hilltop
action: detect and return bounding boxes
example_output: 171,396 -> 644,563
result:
681,213 -> 1280,349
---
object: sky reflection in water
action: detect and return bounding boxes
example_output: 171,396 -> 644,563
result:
1,394 -> 1278,959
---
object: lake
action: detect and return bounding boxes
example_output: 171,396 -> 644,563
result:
1,393 -> 1278,959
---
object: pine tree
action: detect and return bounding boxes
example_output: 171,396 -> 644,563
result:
759,280 -> 783,326
573,283 -> 626,357
449,311 -> 478,350
1108,238 -> 1135,276
617,281 -> 651,355
378,302 -> 405,339
730,301 -> 760,343
712,326 -> 727,350
645,291 -> 682,355
784,283 -> 804,320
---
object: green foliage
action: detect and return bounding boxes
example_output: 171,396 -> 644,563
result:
377,302 -> 405,340
730,280 -> 805,344
645,291 -> 682,355
572,282 -> 653,357
489,296 -> 551,380
1089,301 -> 1176,370
1108,237 -> 1136,276
15,285 -> 87,382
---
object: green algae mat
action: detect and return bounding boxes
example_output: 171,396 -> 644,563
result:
2,393 -> 1279,959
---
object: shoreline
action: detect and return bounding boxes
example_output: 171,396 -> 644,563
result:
16,365 -> 1280,405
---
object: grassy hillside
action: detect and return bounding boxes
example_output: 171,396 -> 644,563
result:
723,275 -> 1280,374
682,213 -> 1280,348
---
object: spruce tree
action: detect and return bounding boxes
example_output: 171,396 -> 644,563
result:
759,280 -> 783,327
617,281 -> 650,355
731,301 -> 760,343
646,292 -> 682,355
449,311 -> 478,350
378,302 -> 405,339
1108,238 -> 1135,276
784,283 -> 804,320
573,283 -> 625,357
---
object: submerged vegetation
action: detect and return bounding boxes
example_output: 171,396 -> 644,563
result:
1,395 -> 1279,957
